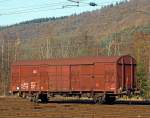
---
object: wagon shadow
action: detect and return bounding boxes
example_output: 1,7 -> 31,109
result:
116,100 -> 150,105
48,99 -> 95,104
44,99 -> 150,105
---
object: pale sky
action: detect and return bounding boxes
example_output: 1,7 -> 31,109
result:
0,0 -> 124,26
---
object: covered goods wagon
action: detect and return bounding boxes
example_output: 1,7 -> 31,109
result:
10,55 -> 138,103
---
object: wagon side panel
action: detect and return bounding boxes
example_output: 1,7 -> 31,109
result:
60,66 -> 70,91
93,63 -> 105,91
117,55 -> 137,93
20,65 -> 40,92
79,65 -> 94,91
104,63 -> 116,92
47,66 -> 57,91
39,65 -> 49,91
70,65 -> 81,91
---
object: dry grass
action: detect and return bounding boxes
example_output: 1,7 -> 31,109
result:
0,97 -> 150,118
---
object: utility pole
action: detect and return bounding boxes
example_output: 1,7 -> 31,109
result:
136,10 -> 150,81
1,39 -> 5,96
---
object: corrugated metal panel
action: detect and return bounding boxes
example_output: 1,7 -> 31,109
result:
79,65 -> 93,91
117,55 -> 137,92
60,66 -> 70,91
48,66 -> 57,91
70,65 -> 80,91
104,64 -> 116,91
40,65 -> 49,91
94,63 -> 105,91
47,66 -> 70,91
20,65 -> 40,91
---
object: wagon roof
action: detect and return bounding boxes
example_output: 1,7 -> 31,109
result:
12,55 -> 134,66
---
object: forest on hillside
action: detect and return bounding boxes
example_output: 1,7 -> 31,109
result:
0,0 -> 150,97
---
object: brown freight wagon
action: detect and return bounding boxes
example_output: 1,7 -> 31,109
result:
10,55 -> 138,103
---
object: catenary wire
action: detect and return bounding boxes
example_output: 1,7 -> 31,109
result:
0,1 -> 122,16
0,4 -> 91,16
0,1 -> 67,11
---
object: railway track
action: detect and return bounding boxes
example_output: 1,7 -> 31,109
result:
48,97 -> 150,105
48,99 -> 150,105
116,100 -> 150,105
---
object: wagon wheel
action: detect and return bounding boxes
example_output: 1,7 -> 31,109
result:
97,96 -> 106,104
105,95 -> 116,104
93,96 -> 105,104
17,92 -> 21,97
29,94 -> 39,103
93,96 -> 99,104
22,93 -> 26,99
40,94 -> 48,103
